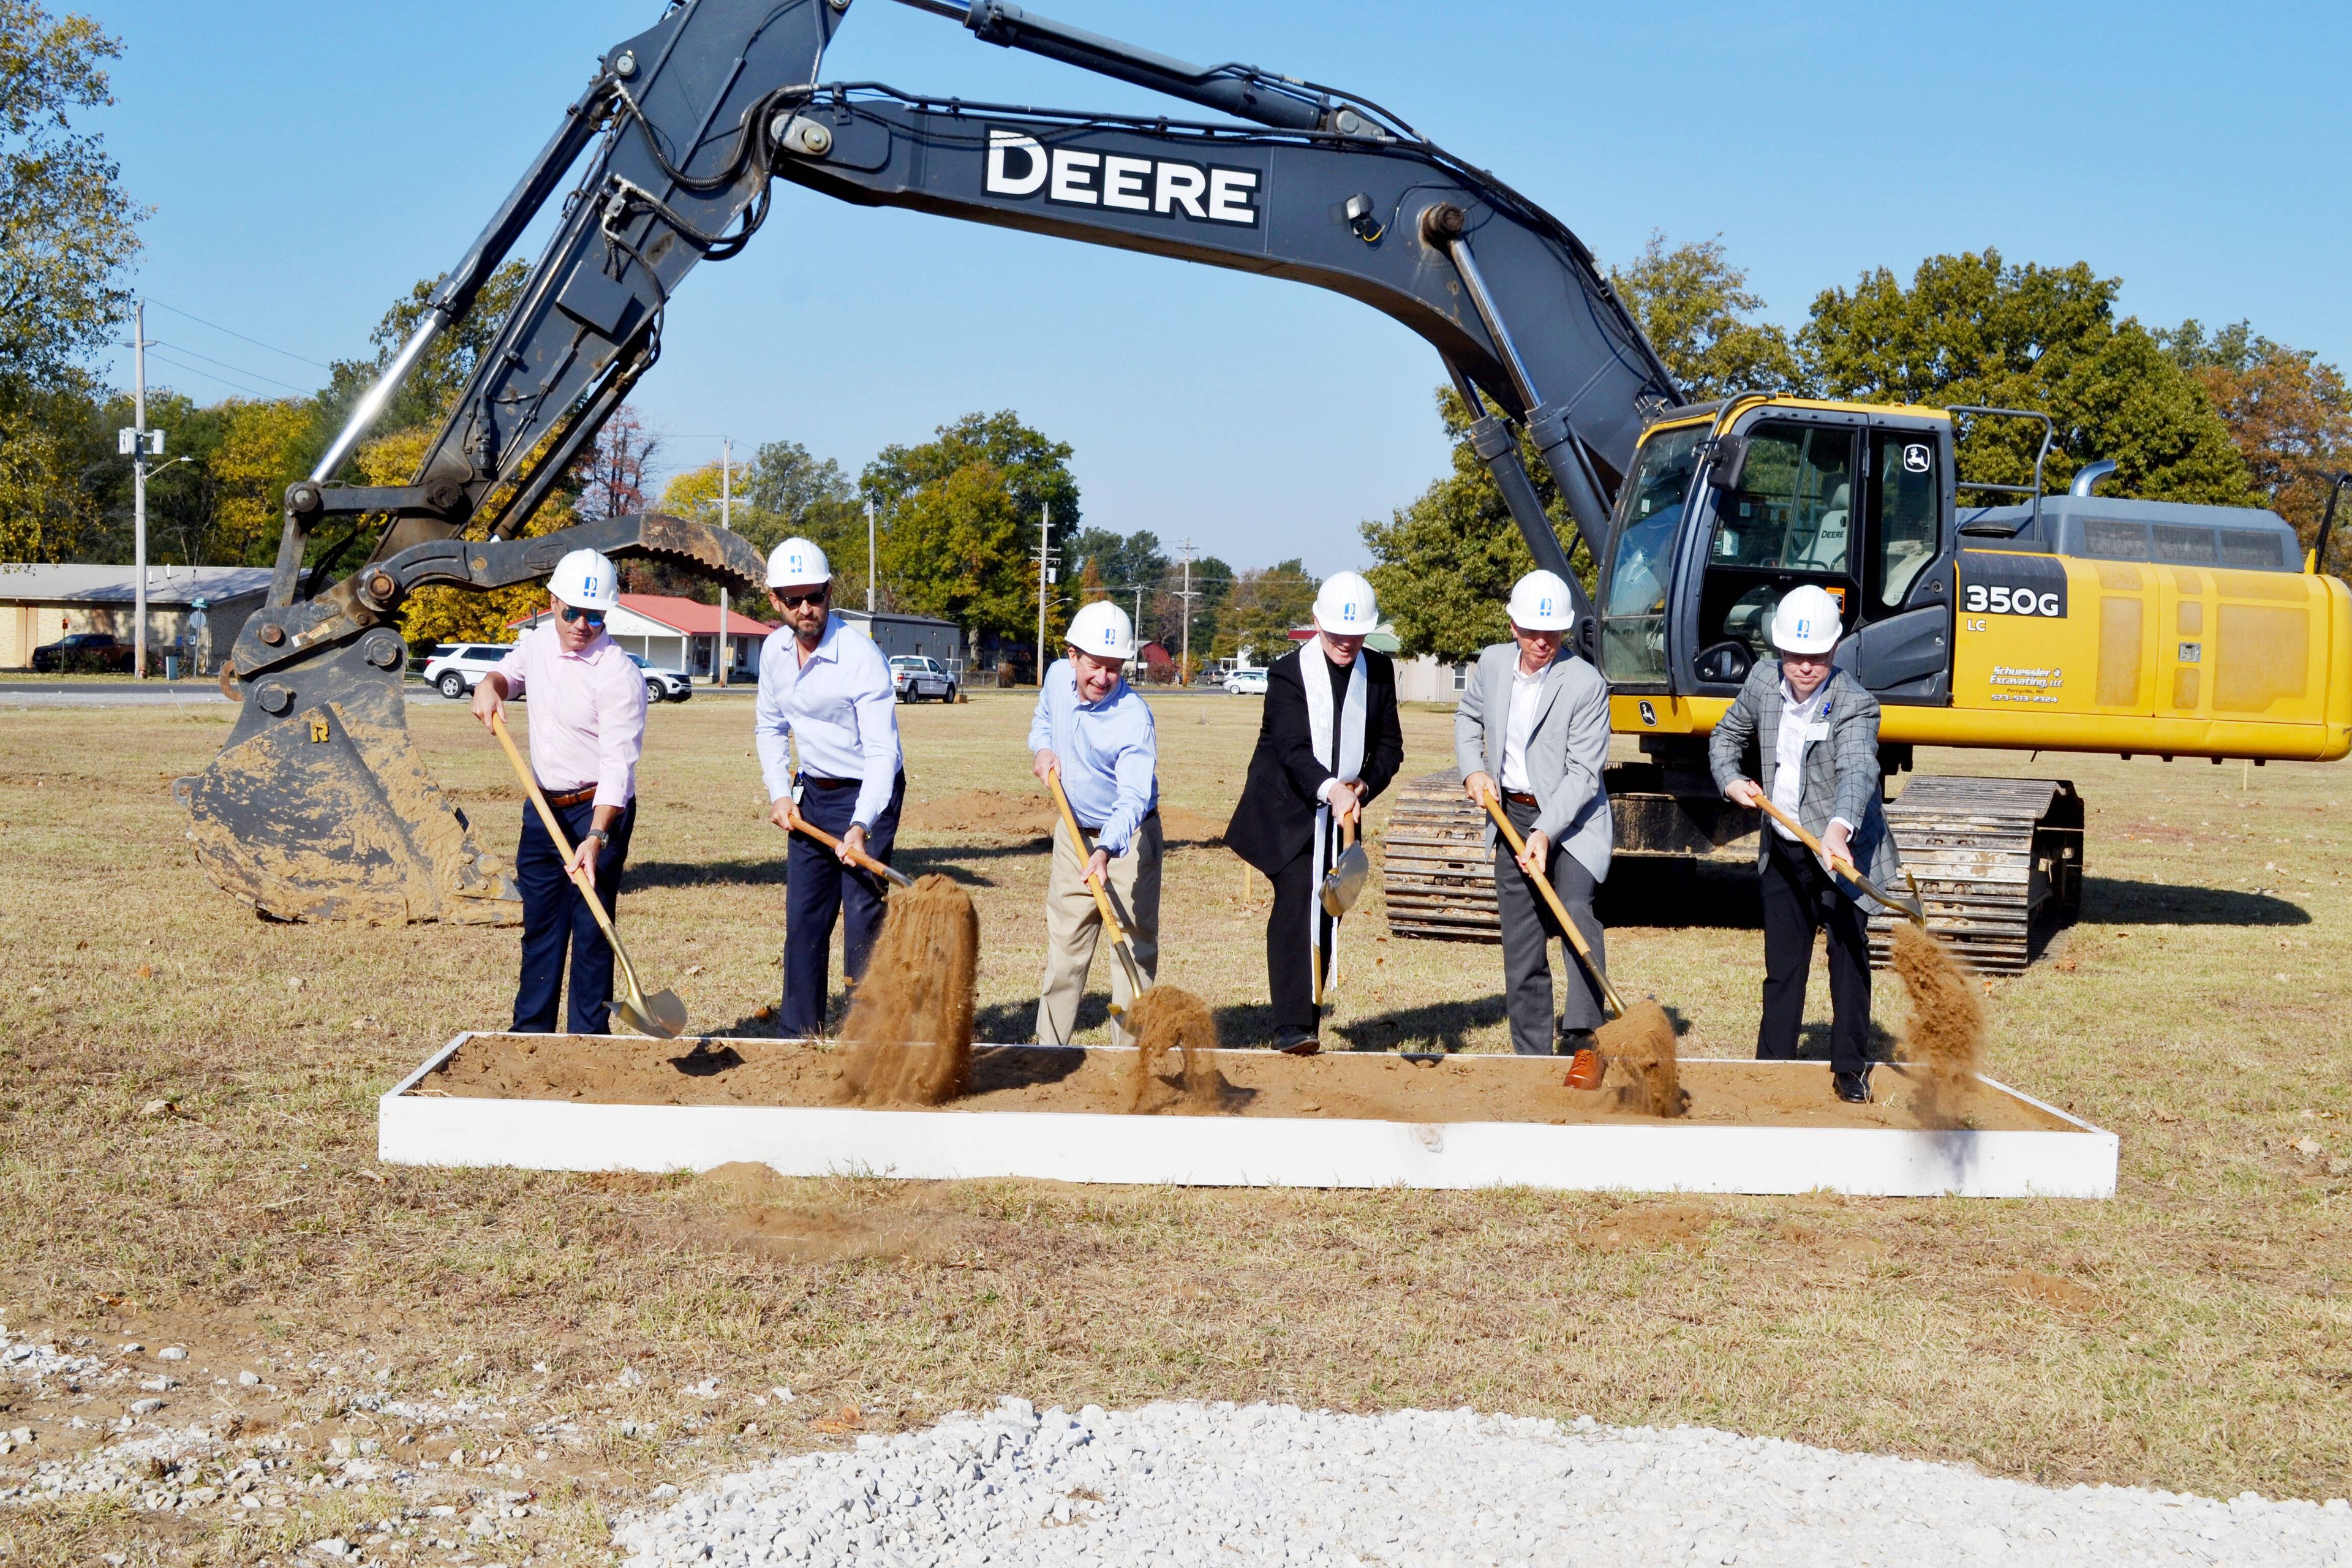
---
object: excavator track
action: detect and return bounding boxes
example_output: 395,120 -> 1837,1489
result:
1380,767 -> 2086,973
1869,775 -> 2083,974
1381,771 -> 1501,943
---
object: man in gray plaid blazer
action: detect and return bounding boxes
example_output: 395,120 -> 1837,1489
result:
1455,570 -> 1614,1068
1707,586 -> 1902,1102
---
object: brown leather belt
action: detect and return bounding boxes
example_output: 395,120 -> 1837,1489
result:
1503,790 -> 1539,807
542,783 -> 597,809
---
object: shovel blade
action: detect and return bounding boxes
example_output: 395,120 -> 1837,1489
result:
616,986 -> 689,1040
1319,845 -> 1370,918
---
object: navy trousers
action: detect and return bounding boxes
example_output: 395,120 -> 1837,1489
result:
513,796 -> 637,1035
782,772 -> 905,1038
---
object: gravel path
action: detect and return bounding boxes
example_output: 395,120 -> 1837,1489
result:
614,1399 -> 2352,1568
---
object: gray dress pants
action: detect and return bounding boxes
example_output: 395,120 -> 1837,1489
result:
1494,795 -> 1607,1054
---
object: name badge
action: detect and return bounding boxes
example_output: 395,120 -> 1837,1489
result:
1804,721 -> 1830,742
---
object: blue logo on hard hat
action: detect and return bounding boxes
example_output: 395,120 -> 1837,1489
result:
1342,603 -> 1357,622
584,575 -> 599,597
1539,596 -> 1553,614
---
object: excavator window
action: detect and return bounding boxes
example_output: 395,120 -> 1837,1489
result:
1697,420 -> 1862,664
1598,423 -> 1706,685
1869,429 -> 1942,608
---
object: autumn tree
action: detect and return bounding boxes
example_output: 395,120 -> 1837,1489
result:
0,3 -> 144,559
1213,559 -> 1317,663
1799,249 -> 2252,505
1610,232 -> 1801,399
2161,320 -> 2352,559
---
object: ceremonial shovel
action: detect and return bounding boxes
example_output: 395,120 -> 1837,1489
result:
1318,813 -> 1370,918
1751,795 -> 1928,925
1044,769 -> 1150,1019
490,711 -> 687,1039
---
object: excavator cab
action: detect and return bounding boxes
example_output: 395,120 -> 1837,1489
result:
1599,401 -> 1959,709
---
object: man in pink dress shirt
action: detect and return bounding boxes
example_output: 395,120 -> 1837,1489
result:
471,548 -> 649,1034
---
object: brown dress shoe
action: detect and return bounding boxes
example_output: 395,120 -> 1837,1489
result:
1562,1047 -> 1604,1090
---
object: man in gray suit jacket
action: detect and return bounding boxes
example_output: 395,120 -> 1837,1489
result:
1455,570 -> 1614,1065
1707,586 -> 1903,1102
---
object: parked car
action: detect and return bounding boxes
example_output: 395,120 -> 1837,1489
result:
628,654 -> 693,703
890,655 -> 958,703
30,631 -> 136,673
421,643 -> 514,699
1223,667 -> 1269,696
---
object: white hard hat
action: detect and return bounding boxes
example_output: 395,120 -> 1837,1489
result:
548,548 -> 619,612
1506,569 -> 1577,631
1770,584 -> 1844,655
765,537 -> 830,589
1313,570 -> 1378,633
1065,599 -> 1136,662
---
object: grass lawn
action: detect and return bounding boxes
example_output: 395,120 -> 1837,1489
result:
1,687 -> 2346,1564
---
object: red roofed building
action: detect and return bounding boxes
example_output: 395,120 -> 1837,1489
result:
513,593 -> 775,683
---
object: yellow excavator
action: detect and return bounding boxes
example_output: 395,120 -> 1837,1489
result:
176,0 -> 2352,968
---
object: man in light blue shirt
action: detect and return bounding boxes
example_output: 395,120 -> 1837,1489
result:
1028,600 -> 1159,1047
755,537 -> 905,1038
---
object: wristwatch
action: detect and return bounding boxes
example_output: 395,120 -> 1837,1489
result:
585,827 -> 609,846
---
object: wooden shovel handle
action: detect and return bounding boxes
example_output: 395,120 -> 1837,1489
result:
488,712 -> 631,959
1749,793 -> 1925,924
786,807 -> 913,889
1481,793 -> 1627,1019
1045,769 -> 1128,945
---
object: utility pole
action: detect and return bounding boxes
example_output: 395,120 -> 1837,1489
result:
132,300 -> 148,678
716,437 -> 731,687
1176,537 -> 1198,685
865,497 -> 876,613
1033,501 -> 1057,684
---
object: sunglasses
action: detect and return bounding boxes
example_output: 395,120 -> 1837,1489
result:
557,606 -> 606,627
773,589 -> 828,609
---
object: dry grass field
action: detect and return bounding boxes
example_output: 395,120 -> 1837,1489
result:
1,685 -> 2348,1565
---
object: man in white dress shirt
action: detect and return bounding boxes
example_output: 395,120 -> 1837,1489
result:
754,538 -> 905,1038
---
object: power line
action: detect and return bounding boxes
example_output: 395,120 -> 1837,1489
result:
143,297 -> 331,369
148,340 -> 314,395
141,350 -> 282,401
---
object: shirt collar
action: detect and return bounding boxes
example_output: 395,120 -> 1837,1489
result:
794,614 -> 843,668
553,625 -> 612,662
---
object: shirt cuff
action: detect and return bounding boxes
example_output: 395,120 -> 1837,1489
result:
1317,778 -> 1348,805
1827,816 -> 1856,838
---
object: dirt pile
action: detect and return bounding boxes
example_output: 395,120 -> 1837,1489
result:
1599,1000 -> 1687,1118
1889,921 -> 1984,1128
1124,986 -> 1222,1113
684,1162 -> 979,1262
837,875 -> 979,1106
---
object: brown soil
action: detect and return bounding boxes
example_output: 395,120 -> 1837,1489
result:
1598,1000 -> 1686,1118
1125,986 -> 1221,1112
1890,921 -> 1986,1128
414,1037 -> 2076,1132
837,875 -> 978,1106
902,790 -> 1224,845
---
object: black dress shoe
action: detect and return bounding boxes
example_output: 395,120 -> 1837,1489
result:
1833,1069 -> 1872,1104
1275,1031 -> 1322,1056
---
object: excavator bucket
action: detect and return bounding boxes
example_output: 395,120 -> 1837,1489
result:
179,514 -> 765,924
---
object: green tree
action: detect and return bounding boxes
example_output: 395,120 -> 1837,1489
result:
0,3 -> 144,560
1362,386 -> 1600,663
1799,249 -> 2253,504
1213,559 -> 1317,663
1610,232 -> 1801,399
863,409 -> 1079,533
880,461 -> 1031,639
2160,319 -> 2352,556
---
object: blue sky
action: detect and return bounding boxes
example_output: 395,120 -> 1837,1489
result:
89,0 -> 2352,575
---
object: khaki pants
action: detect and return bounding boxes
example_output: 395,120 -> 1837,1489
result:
1036,813 -> 1161,1049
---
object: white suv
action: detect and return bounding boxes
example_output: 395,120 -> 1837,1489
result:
421,643 -> 513,699
891,655 -> 957,703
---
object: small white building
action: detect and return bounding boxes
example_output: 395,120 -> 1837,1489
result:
511,594 -> 775,682
832,609 -> 967,670
1395,653 -> 1476,704
0,563 -> 273,671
